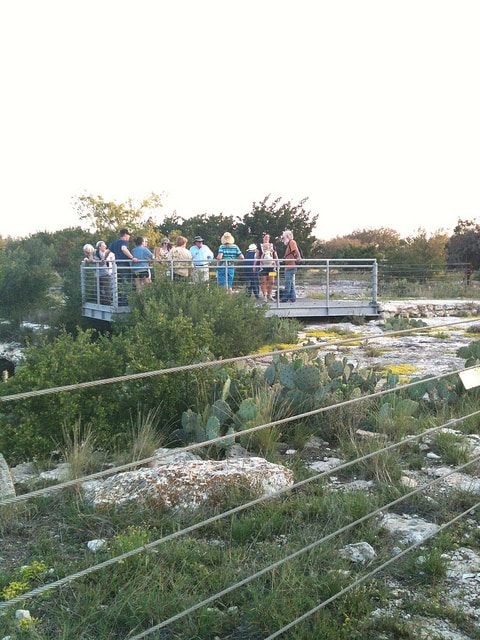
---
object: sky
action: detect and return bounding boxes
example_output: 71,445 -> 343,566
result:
1,0 -> 480,242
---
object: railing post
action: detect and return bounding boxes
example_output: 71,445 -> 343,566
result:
111,263 -> 118,310
372,260 -> 378,304
275,258 -> 280,306
95,263 -> 100,305
325,260 -> 330,309
80,265 -> 86,304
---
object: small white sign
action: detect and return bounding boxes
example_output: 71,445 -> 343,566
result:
459,367 -> 480,390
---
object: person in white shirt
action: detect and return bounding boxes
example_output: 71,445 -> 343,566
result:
189,236 -> 214,284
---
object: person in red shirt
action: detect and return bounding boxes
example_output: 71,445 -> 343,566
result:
280,230 -> 300,303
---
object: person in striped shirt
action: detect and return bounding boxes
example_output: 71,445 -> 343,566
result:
216,232 -> 244,292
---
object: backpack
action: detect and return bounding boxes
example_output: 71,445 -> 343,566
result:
286,240 -> 305,265
260,243 -> 275,268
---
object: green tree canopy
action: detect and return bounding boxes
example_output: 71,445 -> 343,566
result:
447,218 -> 480,268
236,195 -> 318,254
0,237 -> 57,325
318,227 -> 402,260
155,212 -> 238,251
73,192 -> 164,239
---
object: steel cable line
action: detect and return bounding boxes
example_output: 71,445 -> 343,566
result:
264,499 -> 480,639
0,317 -> 476,404
1,412 -> 477,613
126,455 -> 480,640
1,362 -> 477,508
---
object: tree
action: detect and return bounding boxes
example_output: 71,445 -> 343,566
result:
447,218 -> 480,269
0,237 -> 57,325
380,228 -> 449,281
237,195 -> 318,255
155,212 -> 238,251
318,227 -> 401,260
73,192 -> 164,238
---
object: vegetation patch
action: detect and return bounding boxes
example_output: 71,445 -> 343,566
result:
381,363 -> 418,380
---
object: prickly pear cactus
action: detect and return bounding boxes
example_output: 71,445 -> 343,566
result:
285,388 -> 313,412
279,363 -> 296,389
218,426 -> 236,448
211,399 -> 231,425
293,365 -> 321,393
327,360 -> 344,379
264,363 -> 277,386
236,398 -> 258,422
205,416 -> 221,441
313,384 -> 329,406
182,409 -> 200,435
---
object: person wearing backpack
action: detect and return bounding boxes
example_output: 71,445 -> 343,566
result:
257,233 -> 278,302
280,229 -> 300,303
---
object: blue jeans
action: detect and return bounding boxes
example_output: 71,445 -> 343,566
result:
245,272 -> 260,297
217,266 -> 235,288
282,267 -> 297,302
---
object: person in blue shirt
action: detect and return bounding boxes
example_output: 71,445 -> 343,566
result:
107,229 -> 139,305
132,236 -> 154,292
216,232 -> 244,292
189,235 -> 214,284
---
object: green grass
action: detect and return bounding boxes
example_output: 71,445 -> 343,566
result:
2,323 -> 480,638
1,425 -> 479,640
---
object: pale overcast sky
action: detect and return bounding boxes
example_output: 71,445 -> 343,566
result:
1,0 -> 480,241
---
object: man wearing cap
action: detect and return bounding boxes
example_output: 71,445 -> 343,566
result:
189,235 -> 214,284
107,228 -> 139,304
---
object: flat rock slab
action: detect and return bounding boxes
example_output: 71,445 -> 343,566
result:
82,457 -> 294,511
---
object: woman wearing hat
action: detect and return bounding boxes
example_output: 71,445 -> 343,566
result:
216,232 -> 244,292
189,236 -> 214,284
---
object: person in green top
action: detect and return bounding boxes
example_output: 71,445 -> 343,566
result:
216,232 -> 244,292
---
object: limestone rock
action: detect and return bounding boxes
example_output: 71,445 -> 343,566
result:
338,541 -> 376,563
83,457 -> 294,510
381,513 -> 440,545
0,453 -> 15,500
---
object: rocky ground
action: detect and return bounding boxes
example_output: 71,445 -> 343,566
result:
1,307 -> 480,638
303,314 -> 474,377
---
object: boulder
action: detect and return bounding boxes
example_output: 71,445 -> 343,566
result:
82,456 -> 294,511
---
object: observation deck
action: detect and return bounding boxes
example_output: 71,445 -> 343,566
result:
81,259 -> 379,322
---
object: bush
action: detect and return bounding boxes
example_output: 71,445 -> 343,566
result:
0,281 -> 274,463
125,277 -> 271,358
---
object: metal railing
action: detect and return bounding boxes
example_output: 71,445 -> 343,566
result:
81,258 -> 379,317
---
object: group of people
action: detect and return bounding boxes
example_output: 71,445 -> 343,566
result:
82,228 -> 302,304
82,229 -> 155,304
242,230 -> 301,303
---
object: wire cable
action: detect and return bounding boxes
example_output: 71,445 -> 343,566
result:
126,456 -> 480,639
1,362 -> 477,508
0,316 -> 476,404
264,499 -> 480,639
1,414 -> 477,613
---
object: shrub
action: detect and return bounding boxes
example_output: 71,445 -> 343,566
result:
0,281 -> 275,463
126,278 -> 271,358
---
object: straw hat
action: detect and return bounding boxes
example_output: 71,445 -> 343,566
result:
221,232 -> 234,244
